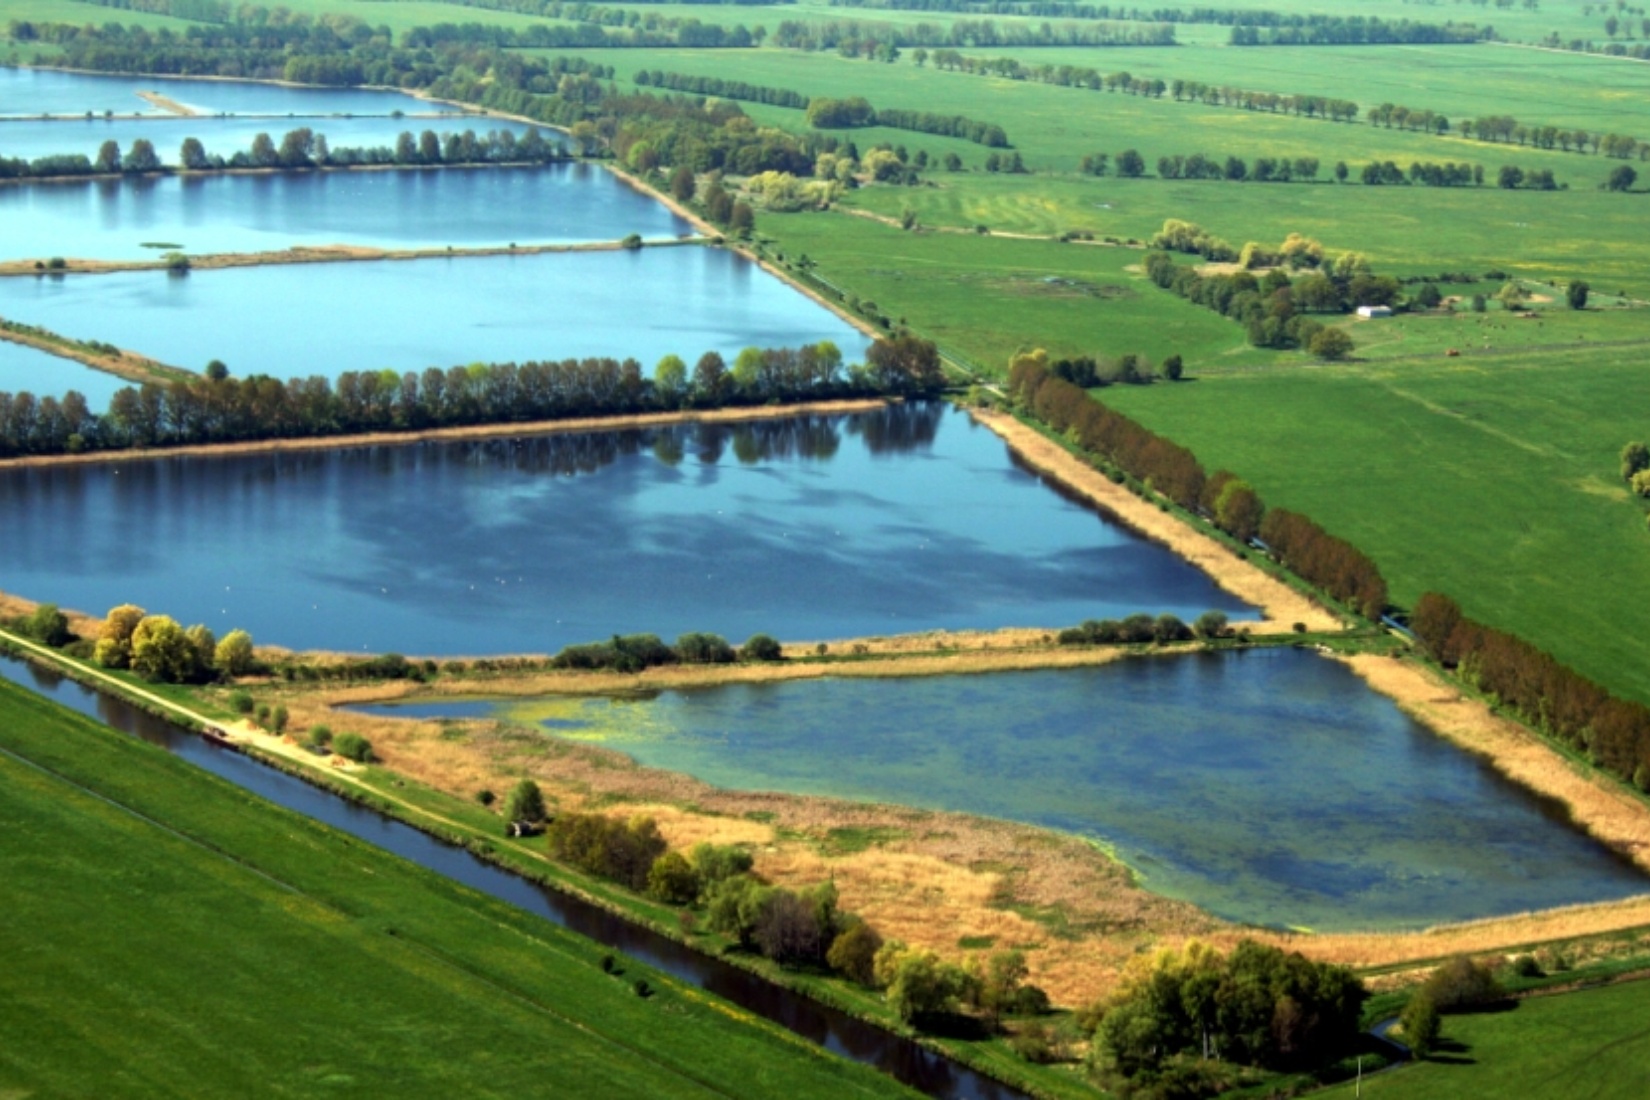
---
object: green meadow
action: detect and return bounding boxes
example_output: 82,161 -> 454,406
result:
0,677 -> 914,1100
1320,979 -> 1650,1099
1101,345 -> 1650,703
757,211 -> 1280,369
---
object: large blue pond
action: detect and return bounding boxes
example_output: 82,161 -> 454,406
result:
0,339 -> 130,405
0,164 -> 691,262
0,403 -> 1249,654
354,648 -> 1650,931
0,248 -> 869,379
0,65 -> 437,117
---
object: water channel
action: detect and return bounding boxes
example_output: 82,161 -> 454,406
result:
0,650 -> 1021,1099
355,647 -> 1650,931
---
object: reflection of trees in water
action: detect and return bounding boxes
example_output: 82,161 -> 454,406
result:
416,402 -> 946,478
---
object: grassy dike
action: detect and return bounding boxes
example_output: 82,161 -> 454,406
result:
0,672 -> 928,1100
0,634 -> 1105,1100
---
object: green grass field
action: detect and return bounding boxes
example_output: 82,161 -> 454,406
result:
1101,344 -> 1650,703
1322,980 -> 1650,1099
755,210 -> 1283,369
0,676 -> 916,1099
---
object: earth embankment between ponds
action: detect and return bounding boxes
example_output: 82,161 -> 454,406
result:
968,407 -> 1342,633
0,397 -> 894,471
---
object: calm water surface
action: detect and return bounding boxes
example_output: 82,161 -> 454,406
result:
0,340 -> 128,404
0,66 -> 436,116
0,165 -> 691,261
0,114 -> 530,165
0,248 -> 870,378
357,649 -> 1650,931
0,404 -> 1248,653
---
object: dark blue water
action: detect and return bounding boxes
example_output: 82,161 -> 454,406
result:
0,651 -> 1020,1099
355,649 -> 1650,931
0,65 -> 438,117
0,339 -> 129,404
0,164 -> 691,261
0,403 -> 1249,654
0,247 -> 869,379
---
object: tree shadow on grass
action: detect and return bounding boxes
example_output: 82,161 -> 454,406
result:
1424,1038 -> 1477,1066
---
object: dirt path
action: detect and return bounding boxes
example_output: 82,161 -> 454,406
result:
969,408 -> 1342,632
0,397 -> 892,471
0,327 -> 178,385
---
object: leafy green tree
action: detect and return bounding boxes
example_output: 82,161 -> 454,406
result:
1414,282 -> 1443,309
692,351 -> 729,405
250,132 -> 278,168
94,140 -> 121,174
503,778 -> 547,822
122,139 -> 161,173
1607,164 -> 1637,191
1215,478 -> 1265,542
130,615 -> 198,683
333,732 -> 374,763
1160,354 -> 1183,381
1308,328 -> 1354,360
740,634 -> 783,661
728,200 -> 755,235
180,136 -> 210,170
1115,148 -> 1145,177
826,921 -> 884,986
1567,280 -> 1590,309
1421,955 -> 1503,1012
184,624 -> 216,675
654,354 -> 687,408
689,842 -> 753,893
22,603 -> 71,646
214,629 -> 255,676
1621,441 -> 1649,481
1193,611 -> 1229,639
647,851 -> 700,904
669,164 -> 696,203
1400,991 -> 1441,1057
271,705 -> 289,735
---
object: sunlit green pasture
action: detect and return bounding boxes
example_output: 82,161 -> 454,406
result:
1320,979 -> 1650,1100
1101,344 -> 1650,703
0,676 -> 916,1099
754,209 -> 1280,369
839,174 -> 1650,297
947,42 -> 1650,137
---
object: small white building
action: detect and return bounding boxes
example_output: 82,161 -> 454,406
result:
1356,305 -> 1394,319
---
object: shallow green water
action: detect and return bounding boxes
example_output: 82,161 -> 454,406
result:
356,649 -> 1649,931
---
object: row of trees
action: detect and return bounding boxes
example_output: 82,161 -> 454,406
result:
1010,355 -> 1388,616
1057,610 -> 1231,646
0,337 -> 946,459
633,69 -> 810,109
1467,114 -> 1649,159
1142,251 -> 1367,355
1229,16 -> 1490,45
770,15 -> 1176,51
89,603 -> 258,684
1413,593 -> 1650,789
549,631 -> 781,672
0,127 -> 565,182
804,96 -> 1011,146
1089,940 -> 1366,1089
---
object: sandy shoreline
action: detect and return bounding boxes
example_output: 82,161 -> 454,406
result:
969,407 -> 1342,632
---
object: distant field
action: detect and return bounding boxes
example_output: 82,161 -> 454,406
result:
1320,979 -> 1650,1099
840,175 -> 1650,298
1102,345 -> 1650,703
946,43 -> 1650,137
755,210 -> 1280,369
0,677 -> 914,1099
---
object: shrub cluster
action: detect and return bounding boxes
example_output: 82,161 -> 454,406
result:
549,631 -> 784,672
805,96 -> 1010,147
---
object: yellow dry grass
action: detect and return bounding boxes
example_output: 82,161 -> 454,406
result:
970,409 -> 1342,633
